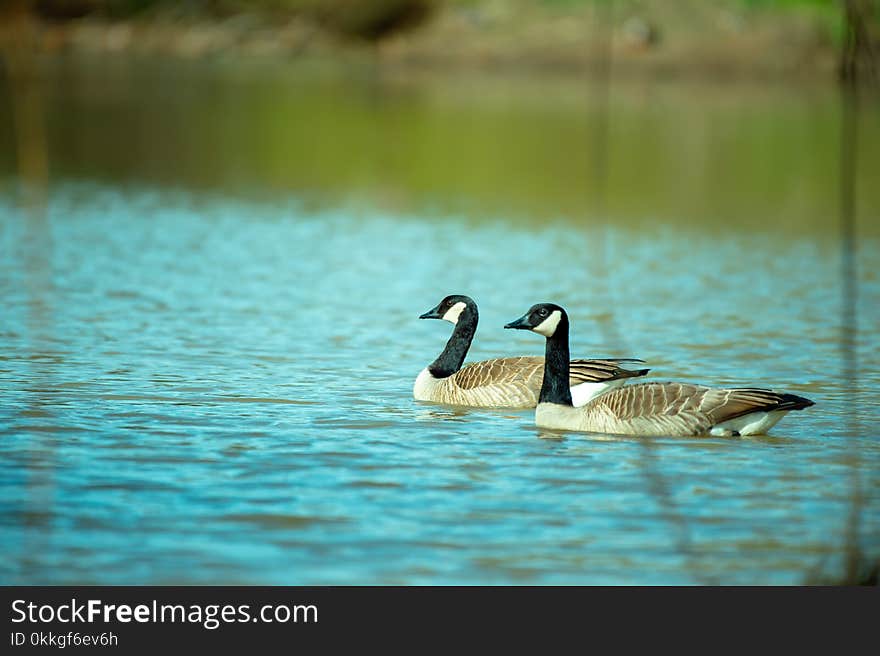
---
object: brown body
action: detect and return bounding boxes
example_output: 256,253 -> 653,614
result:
414,356 -> 648,409
536,382 -> 813,436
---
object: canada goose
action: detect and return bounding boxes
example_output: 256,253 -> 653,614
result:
414,295 -> 649,409
504,303 -> 815,437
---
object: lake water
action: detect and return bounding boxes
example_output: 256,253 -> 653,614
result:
0,55 -> 878,584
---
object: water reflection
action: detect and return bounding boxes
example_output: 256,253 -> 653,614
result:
0,55 -> 877,235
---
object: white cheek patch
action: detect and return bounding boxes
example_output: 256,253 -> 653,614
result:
532,310 -> 562,337
442,301 -> 467,324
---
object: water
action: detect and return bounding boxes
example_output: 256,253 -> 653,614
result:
1,55 -> 878,585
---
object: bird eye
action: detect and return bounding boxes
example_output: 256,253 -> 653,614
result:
538,308 -> 548,318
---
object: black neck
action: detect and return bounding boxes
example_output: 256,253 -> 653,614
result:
428,307 -> 477,378
539,318 -> 573,406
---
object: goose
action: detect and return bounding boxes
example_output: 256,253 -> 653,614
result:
414,295 -> 649,409
504,303 -> 815,437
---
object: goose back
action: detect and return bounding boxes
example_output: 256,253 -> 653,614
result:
415,356 -> 648,409
536,382 -> 814,436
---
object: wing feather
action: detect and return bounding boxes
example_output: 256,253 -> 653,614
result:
452,357 -> 649,390
581,383 -> 814,435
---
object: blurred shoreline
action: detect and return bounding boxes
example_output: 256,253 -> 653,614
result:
0,1 -> 852,82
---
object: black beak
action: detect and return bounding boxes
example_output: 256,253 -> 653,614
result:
504,314 -> 532,330
419,304 -> 444,320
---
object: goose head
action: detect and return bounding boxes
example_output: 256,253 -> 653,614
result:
504,303 -> 567,338
419,295 -> 476,325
